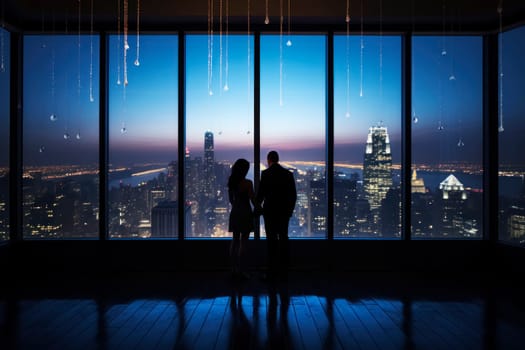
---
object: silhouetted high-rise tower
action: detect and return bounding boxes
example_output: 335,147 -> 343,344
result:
203,131 -> 215,195
363,124 -> 393,211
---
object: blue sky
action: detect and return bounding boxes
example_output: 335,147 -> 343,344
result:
411,36 -> 483,166
11,27 -> 525,167
334,34 -> 402,163
22,35 -> 100,166
108,35 -> 178,166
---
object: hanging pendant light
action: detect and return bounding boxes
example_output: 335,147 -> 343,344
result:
134,0 -> 140,66
265,0 -> 270,24
279,0 -> 283,106
223,0 -> 229,91
286,0 -> 292,46
116,0 -> 122,85
89,0 -> 94,102
123,0 -> 129,86
359,0 -> 364,98
345,0 -> 350,118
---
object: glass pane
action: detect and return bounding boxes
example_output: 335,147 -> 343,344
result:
498,26 -> 525,247
23,35 -> 99,239
260,34 -> 326,238
0,28 -> 9,241
334,35 -> 402,238
108,35 -> 178,239
412,36 -> 483,239
185,34 -> 253,238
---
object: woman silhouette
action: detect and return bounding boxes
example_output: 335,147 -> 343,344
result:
227,158 -> 256,279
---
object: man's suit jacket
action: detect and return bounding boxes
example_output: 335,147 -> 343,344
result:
256,163 -> 297,218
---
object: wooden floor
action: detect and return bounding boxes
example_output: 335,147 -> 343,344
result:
1,271 -> 525,349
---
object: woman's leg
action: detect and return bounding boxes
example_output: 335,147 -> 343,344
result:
230,231 -> 240,274
238,231 -> 250,277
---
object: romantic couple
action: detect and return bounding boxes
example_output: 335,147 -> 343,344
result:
227,150 -> 297,281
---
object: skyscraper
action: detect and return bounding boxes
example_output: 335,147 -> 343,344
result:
363,124 -> 393,211
411,169 -> 426,193
151,200 -> 192,237
204,130 -> 215,195
334,173 -> 358,236
439,174 -> 467,236
203,131 -> 216,235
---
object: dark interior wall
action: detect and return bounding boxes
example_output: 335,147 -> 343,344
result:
3,239 -> 513,279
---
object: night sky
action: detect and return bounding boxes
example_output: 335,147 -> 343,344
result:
1,26 -> 523,167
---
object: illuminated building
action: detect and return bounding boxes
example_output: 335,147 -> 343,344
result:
411,169 -> 426,193
363,124 -> 393,211
439,174 -> 467,237
508,205 -> 525,240
334,173 -> 358,236
151,200 -> 192,237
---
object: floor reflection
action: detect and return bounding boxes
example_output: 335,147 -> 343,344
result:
1,272 -> 525,349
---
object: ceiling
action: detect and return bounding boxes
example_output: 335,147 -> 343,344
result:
2,0 -> 525,33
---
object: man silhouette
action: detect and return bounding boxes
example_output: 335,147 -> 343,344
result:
256,151 -> 297,281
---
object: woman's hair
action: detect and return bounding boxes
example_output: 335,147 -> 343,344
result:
228,158 -> 250,190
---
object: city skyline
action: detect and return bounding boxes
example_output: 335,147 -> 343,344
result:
9,126 -> 490,240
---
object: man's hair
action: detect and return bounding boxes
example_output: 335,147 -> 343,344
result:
267,150 -> 279,163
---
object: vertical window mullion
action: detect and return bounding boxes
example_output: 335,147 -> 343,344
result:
178,31 -> 186,240
402,33 -> 412,241
327,31 -> 334,240
9,32 -> 22,241
254,31 -> 261,240
99,31 -> 108,241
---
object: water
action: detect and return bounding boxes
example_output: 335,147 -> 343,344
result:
109,171 -> 165,189
110,165 -> 523,199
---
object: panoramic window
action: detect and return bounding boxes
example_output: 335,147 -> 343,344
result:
260,34 -> 326,238
108,35 -> 178,239
334,35 -> 402,239
498,26 -> 525,247
0,27 -> 9,241
185,34 -> 254,238
411,36 -> 483,239
23,35 -> 99,239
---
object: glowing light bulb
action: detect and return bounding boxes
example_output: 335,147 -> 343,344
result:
438,122 -> 444,131
117,78 -> 121,85
223,84 -> 229,91
76,132 -> 81,140
441,50 -> 447,56
134,59 -> 140,66
457,139 -> 464,147
345,15 -> 350,23
286,40 -> 292,47
120,127 -> 127,134
345,112 -> 351,118
413,115 -> 419,124
498,126 -> 505,132
124,41 -> 130,50
264,17 -> 270,25
63,133 -> 71,140
209,90 -> 214,96
449,74 -> 456,81
39,145 -> 45,153
49,114 -> 58,122
90,95 -> 95,102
